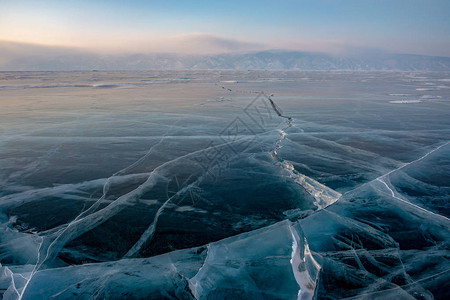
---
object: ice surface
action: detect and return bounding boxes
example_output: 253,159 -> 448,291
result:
0,70 -> 449,299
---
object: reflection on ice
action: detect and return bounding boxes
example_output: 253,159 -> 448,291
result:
0,70 -> 449,299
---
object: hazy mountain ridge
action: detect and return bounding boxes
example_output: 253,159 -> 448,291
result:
1,41 -> 450,71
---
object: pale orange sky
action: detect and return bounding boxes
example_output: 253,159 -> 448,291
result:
1,0 -> 450,56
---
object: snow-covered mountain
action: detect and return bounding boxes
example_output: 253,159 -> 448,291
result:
1,41 -> 450,71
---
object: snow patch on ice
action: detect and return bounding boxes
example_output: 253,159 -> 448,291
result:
389,100 -> 422,104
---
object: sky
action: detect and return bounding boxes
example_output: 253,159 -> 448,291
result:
1,0 -> 450,56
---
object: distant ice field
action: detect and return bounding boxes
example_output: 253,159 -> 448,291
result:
0,70 -> 449,299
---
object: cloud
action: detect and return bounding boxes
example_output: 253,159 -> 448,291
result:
0,41 -> 86,66
108,33 -> 267,54
168,33 -> 266,54
1,32 -> 268,55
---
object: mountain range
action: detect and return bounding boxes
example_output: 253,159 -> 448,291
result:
1,41 -> 450,71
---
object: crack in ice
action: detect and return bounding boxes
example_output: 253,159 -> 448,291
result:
267,96 -> 341,210
124,174 -> 204,258
374,141 -> 450,222
16,235 -> 43,300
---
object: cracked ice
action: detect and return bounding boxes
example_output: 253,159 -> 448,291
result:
0,70 -> 449,299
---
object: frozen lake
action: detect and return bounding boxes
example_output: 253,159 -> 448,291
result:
0,70 -> 449,299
